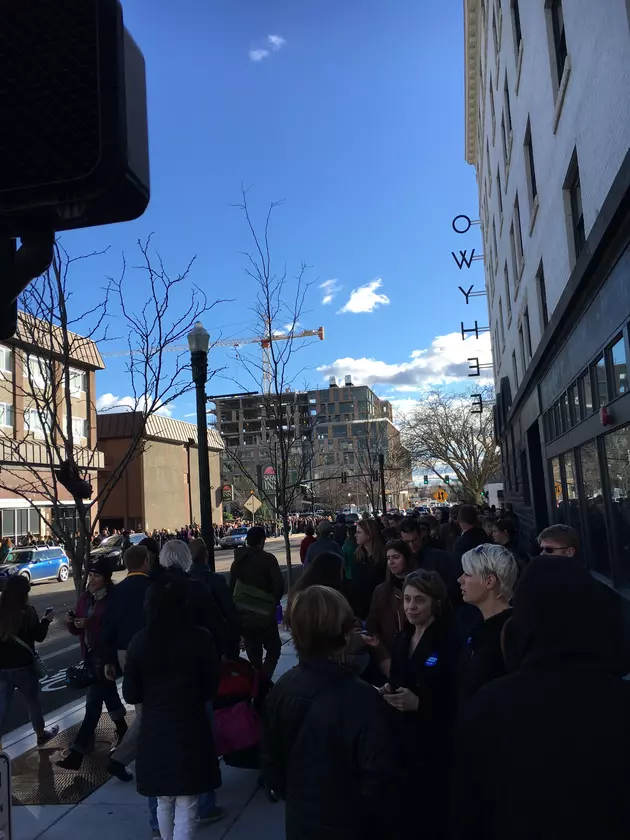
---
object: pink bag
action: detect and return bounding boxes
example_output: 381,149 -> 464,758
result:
214,701 -> 262,756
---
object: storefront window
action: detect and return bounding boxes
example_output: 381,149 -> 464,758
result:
594,356 -> 608,407
610,335 -> 628,397
578,440 -> 610,577
604,425 -> 630,585
563,452 -> 581,538
552,457 -> 564,522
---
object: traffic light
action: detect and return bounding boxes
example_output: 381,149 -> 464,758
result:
341,472 -> 348,485
372,469 -> 379,482
0,0 -> 150,336
423,475 -> 429,485
444,475 -> 450,484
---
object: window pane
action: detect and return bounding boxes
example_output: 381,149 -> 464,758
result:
567,385 -> 576,426
605,425 -> 630,585
581,371 -> 593,414
594,356 -> 608,407
572,382 -> 582,423
563,452 -> 581,537
1,509 -> 14,539
552,457 -> 564,521
610,336 -> 628,396
29,508 -> 41,535
16,509 -> 28,536
579,440 -> 610,577
560,394 -> 569,431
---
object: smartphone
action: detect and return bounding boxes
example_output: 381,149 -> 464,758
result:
44,607 -> 54,617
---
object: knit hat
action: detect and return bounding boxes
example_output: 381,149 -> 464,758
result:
317,520 -> 334,538
89,557 -> 113,579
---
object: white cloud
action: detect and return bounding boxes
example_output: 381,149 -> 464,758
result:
320,279 -> 341,305
96,393 -> 174,417
268,34 -> 286,50
249,48 -> 270,61
317,331 -> 493,390
249,34 -> 286,61
338,278 -> 390,314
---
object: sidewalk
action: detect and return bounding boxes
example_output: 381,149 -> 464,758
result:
10,641 -> 297,840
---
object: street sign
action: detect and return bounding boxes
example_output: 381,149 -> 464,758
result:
0,752 -> 12,840
244,495 -> 262,514
433,489 -> 449,503
221,484 -> 233,502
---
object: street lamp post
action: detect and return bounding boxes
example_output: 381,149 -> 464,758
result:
187,321 -> 215,572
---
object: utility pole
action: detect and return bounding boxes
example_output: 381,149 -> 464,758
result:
379,452 -> 387,513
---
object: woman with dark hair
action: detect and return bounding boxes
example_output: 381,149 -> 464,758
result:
0,576 -> 58,744
345,519 -> 386,620
263,585 -> 402,840
365,540 -> 414,677
57,559 -> 127,770
286,551 -> 345,623
123,577 -> 221,840
382,569 -> 458,840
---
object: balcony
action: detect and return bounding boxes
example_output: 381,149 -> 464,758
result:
0,438 -> 105,470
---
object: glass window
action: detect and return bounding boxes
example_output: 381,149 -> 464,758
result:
550,0 -> 567,85
609,335 -> 628,396
29,508 -> 41,535
560,393 -> 569,432
605,425 -> 630,585
554,401 -> 563,436
16,509 -> 28,536
333,425 -> 348,438
579,440 -> 610,577
552,457 -> 564,521
71,416 -> 88,440
338,402 -> 353,413
0,346 -> 13,374
567,385 -> 577,426
0,403 -> 14,429
26,356 -> 50,390
580,370 -> 593,414
572,382 -> 582,424
563,452 -> 581,537
69,368 -> 87,397
594,356 -> 608,407
1,509 -> 14,539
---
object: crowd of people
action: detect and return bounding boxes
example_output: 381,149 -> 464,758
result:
1,504 -> 629,840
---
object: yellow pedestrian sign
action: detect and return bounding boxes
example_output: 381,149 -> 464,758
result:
433,489 -> 449,503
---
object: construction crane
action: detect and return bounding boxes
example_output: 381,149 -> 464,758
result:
102,324 -> 325,392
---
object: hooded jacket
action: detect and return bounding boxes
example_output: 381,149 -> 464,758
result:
453,558 -> 630,840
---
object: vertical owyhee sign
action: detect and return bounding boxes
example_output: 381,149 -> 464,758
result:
0,752 -> 12,840
451,214 -> 493,414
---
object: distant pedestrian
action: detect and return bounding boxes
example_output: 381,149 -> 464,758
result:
0,576 -> 59,745
304,521 -> 344,566
299,526 -> 317,564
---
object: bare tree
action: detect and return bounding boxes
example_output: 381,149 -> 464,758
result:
0,240 -> 221,591
401,385 -> 500,504
221,190 -> 317,583
350,421 -> 412,511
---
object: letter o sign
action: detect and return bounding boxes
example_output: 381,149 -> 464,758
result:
452,214 -> 472,234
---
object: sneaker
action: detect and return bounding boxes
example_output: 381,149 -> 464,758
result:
37,725 -> 59,748
197,807 -> 226,825
106,758 -> 133,782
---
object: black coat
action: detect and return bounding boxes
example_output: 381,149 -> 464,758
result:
101,572 -> 152,661
452,527 -> 487,567
123,625 -> 221,797
262,658 -> 402,840
189,564 -> 240,659
389,618 -> 459,840
453,558 -> 630,840
456,608 -> 512,704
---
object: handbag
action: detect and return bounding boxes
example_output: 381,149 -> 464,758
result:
65,660 -> 96,689
12,635 -> 48,679
232,580 -> 277,631
214,658 -> 262,756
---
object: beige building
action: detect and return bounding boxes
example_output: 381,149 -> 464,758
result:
0,313 -> 104,541
97,412 -> 224,531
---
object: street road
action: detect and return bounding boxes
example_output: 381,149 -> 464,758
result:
2,534 -> 303,734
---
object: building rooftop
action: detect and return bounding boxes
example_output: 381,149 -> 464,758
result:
97,411 -> 224,450
12,311 -> 105,370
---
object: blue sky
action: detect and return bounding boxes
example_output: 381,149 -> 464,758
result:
59,0 -> 489,420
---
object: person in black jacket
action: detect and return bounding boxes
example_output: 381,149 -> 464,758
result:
0,576 -> 58,745
492,517 -> 530,574
123,576 -> 221,840
103,545 -> 152,782
453,557 -> 630,840
456,544 -> 518,703
383,569 -> 459,840
452,506 -> 486,567
262,585 -> 402,840
189,538 -> 240,659
399,518 -> 459,602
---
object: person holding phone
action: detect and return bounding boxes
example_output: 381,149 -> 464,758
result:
0,576 -> 58,745
57,558 -> 127,770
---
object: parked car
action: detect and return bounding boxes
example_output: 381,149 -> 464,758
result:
0,546 -> 70,586
218,526 -> 248,550
89,532 -> 146,571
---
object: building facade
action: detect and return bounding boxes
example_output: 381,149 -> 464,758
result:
465,0 -> 630,587
212,377 -> 411,512
97,412 -> 224,531
0,313 -> 104,541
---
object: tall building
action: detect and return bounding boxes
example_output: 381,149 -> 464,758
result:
465,0 -> 630,585
0,314 -> 104,540
211,376 -> 411,511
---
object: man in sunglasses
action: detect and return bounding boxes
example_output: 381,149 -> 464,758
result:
538,524 -> 579,557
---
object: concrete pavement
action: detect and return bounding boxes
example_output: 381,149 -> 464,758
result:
9,640 -> 298,840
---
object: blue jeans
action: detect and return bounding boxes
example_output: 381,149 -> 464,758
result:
0,666 -> 45,735
148,702 -> 217,831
